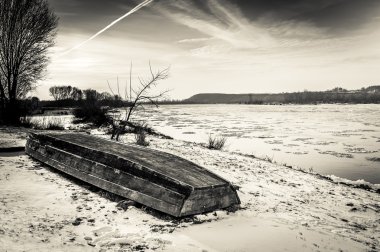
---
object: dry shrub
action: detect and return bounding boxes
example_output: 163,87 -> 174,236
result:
34,117 -> 64,130
207,134 -> 227,150
73,105 -> 110,127
20,116 -> 64,130
135,129 -> 149,146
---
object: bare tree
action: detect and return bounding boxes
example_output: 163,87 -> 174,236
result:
83,89 -> 101,102
49,86 -> 66,100
49,85 -> 83,101
0,0 -> 58,122
110,63 -> 169,141
71,87 -> 82,101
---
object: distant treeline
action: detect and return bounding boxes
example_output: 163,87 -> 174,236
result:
41,85 -> 183,108
184,86 -> 380,104
38,85 -> 380,109
42,85 -> 128,108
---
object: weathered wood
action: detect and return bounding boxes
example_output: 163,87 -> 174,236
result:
25,132 -> 240,217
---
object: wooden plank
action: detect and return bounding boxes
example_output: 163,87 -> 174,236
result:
180,193 -> 238,216
179,187 -> 240,216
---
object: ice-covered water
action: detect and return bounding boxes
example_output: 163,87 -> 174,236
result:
128,104 -> 380,184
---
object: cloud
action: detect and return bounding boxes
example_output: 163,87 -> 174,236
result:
161,0 -> 380,35
158,0 -> 276,51
58,0 -> 154,57
157,0 -> 380,55
177,37 -> 214,44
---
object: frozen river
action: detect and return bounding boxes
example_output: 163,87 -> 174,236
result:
130,104 -> 380,184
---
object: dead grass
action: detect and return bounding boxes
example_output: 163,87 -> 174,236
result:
135,130 -> 149,146
20,116 -> 65,130
207,134 -> 227,150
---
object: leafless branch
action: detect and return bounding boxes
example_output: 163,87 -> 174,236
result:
110,63 -> 170,141
117,76 -> 120,97
107,80 -> 116,96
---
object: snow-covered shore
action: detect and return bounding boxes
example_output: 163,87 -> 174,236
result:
1,126 -> 379,251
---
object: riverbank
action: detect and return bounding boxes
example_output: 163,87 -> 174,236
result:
1,126 -> 379,251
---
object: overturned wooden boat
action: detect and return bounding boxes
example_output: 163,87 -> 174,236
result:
25,132 -> 240,217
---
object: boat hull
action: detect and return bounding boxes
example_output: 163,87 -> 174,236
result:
25,133 -> 240,217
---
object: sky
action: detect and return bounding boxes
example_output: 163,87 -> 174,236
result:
36,0 -> 380,100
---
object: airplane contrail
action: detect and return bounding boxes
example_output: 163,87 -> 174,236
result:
58,0 -> 154,57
